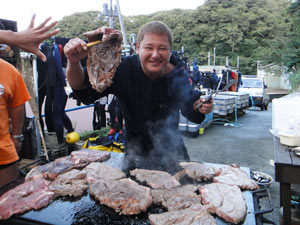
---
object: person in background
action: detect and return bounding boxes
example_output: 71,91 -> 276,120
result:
0,58 -> 31,188
211,69 -> 220,90
0,15 -> 59,188
64,21 -> 212,170
237,70 -> 243,92
107,95 -> 124,136
0,14 -> 59,62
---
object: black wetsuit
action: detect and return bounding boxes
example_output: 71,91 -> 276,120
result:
73,54 -> 205,170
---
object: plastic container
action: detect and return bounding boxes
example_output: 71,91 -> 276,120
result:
272,94 -> 300,131
187,120 -> 199,138
278,132 -> 300,146
178,112 -> 188,133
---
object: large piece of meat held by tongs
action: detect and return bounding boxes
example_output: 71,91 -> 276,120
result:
84,26 -> 123,92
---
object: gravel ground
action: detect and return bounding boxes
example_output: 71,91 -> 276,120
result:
183,103 -> 280,224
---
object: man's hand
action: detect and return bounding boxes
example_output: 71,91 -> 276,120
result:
64,38 -> 88,64
14,14 -> 60,62
193,98 -> 213,114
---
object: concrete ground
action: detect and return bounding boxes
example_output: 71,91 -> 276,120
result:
183,103 -> 280,224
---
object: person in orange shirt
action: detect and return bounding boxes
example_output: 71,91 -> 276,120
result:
0,59 -> 31,187
0,15 -> 59,187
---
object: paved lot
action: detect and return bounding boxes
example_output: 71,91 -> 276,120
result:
183,103 -> 280,224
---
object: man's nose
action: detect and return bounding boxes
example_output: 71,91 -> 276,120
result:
151,49 -> 160,57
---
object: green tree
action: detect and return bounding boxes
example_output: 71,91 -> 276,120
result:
282,0 -> 300,91
56,0 -> 291,75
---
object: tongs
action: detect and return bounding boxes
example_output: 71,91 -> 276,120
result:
195,78 -> 237,109
85,32 -> 103,48
86,40 -> 101,48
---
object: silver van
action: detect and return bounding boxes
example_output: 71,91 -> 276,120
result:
239,77 -> 269,111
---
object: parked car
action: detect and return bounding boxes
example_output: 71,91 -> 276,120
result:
239,77 -> 269,111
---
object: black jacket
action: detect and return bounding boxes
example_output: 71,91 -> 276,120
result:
73,54 -> 204,161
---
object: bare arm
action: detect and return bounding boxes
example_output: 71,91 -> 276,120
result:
8,105 -> 25,153
64,38 -> 89,90
0,14 -> 59,62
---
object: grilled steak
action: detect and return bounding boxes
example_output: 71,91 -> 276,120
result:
151,184 -> 201,211
148,204 -> 216,225
89,178 -> 152,215
199,183 -> 247,224
49,169 -> 88,197
213,164 -> 259,190
151,184 -> 197,204
84,26 -> 123,92
179,162 -> 222,181
71,149 -> 110,164
130,169 -> 181,189
0,178 -> 54,220
26,150 -> 110,182
85,162 -> 126,184
163,195 -> 202,211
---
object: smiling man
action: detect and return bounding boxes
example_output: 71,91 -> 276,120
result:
64,21 -> 212,169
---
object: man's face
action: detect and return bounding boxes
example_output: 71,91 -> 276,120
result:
136,33 -> 171,79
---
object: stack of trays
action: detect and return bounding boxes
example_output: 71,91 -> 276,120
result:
217,91 -> 249,108
213,95 -> 236,115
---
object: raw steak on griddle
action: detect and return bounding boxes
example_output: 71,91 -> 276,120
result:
148,204 -> 216,225
84,26 -> 123,92
49,169 -> 88,198
84,162 -> 126,184
213,164 -> 259,190
25,155 -> 87,181
199,183 -> 247,224
0,178 -> 54,220
89,178 -> 152,215
179,162 -> 222,181
130,169 -> 181,189
71,149 -> 110,164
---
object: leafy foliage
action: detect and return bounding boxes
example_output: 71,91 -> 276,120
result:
57,0 -> 291,75
282,0 -> 300,91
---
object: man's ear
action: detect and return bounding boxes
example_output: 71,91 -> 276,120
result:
168,51 -> 172,62
136,43 -> 140,54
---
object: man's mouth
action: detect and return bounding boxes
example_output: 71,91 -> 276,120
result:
149,60 -> 162,66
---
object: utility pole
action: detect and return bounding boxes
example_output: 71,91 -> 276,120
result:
100,0 -> 129,53
213,47 -> 216,69
115,0 -> 128,46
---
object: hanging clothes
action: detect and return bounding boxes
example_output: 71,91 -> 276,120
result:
37,42 -> 74,144
37,42 -> 56,133
52,43 -> 74,143
93,100 -> 106,130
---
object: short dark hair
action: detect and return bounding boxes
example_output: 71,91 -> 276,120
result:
137,21 -> 173,47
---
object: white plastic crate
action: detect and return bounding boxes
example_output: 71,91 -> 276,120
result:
213,103 -> 234,110
213,108 -> 234,116
217,91 -> 249,104
213,95 -> 236,105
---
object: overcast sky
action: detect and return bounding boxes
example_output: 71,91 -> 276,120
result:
1,0 -> 204,31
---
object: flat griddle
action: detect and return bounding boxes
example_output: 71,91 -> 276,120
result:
0,152 -> 270,225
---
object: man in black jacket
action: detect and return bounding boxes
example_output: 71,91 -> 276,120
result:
64,21 -> 212,170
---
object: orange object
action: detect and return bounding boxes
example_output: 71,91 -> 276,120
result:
86,40 -> 101,48
0,59 -> 31,165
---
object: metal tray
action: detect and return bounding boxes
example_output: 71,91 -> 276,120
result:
0,152 -> 272,225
